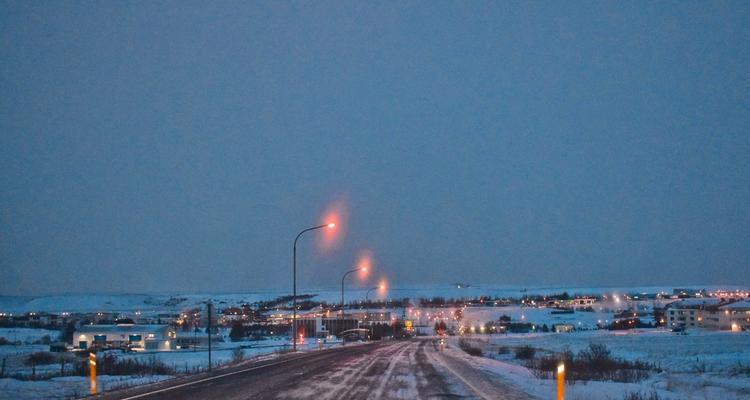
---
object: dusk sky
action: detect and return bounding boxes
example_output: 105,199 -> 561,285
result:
1,2 -> 749,295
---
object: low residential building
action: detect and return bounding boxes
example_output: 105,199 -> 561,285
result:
294,317 -> 359,338
666,298 -> 750,331
555,323 -> 574,333
719,300 -> 750,332
74,323 -> 176,351
565,297 -> 597,308
665,298 -> 721,329
350,311 -> 392,325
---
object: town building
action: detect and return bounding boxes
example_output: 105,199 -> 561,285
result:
294,317 -> 359,338
555,323 -> 574,333
74,323 -> 176,351
719,300 -> 750,332
665,298 -> 749,331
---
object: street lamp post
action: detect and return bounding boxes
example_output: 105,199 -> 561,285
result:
340,267 -> 366,319
364,286 -> 380,339
340,266 -> 365,345
293,223 -> 334,352
365,286 -> 381,304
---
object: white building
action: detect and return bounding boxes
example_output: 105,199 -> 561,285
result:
74,323 -> 176,351
719,300 -> 750,332
666,298 -> 749,331
665,298 -> 721,329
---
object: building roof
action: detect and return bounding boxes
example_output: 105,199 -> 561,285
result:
76,324 -> 170,333
719,300 -> 750,310
666,298 -> 723,309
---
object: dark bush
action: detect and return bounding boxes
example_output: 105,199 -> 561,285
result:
514,345 -> 536,360
231,347 -> 244,363
623,391 -> 661,400
527,343 -> 655,383
73,353 -> 175,376
458,339 -> 483,357
730,362 -> 750,376
25,352 -> 57,366
33,335 -> 52,345
229,321 -> 246,342
24,352 -> 58,378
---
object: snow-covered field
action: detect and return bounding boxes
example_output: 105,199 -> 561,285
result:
449,329 -> 750,399
466,329 -> 750,373
118,337 -> 344,372
0,375 -> 172,400
0,332 -> 346,399
0,328 -> 59,345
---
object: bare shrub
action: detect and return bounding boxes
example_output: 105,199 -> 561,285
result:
623,391 -> 661,400
232,347 -> 244,363
730,362 -> 750,376
458,339 -> 483,357
73,353 -> 175,376
24,352 -> 57,378
528,343 -> 654,383
514,345 -> 536,360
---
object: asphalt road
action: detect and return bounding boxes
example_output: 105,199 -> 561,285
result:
100,339 -> 534,400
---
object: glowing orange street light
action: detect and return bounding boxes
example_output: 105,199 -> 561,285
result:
292,223 -> 336,352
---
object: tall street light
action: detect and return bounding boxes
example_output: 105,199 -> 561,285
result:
292,222 -> 335,352
365,285 -> 383,304
340,266 -> 366,319
364,285 -> 384,339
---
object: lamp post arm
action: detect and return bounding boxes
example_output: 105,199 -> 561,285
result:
292,224 -> 328,352
340,267 -> 362,318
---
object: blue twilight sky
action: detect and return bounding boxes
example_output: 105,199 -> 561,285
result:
1,2 -> 749,295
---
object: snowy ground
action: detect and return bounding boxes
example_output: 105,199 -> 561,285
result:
0,375 -> 172,400
118,336 -> 344,372
0,334 -> 347,399
0,328 -> 60,345
449,329 -> 750,399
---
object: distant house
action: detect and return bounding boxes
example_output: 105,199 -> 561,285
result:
565,297 -> 597,308
74,323 -> 176,351
554,323 -> 574,333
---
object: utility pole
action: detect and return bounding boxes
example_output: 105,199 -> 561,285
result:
207,301 -> 212,372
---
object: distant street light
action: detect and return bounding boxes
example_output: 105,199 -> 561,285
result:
293,223 -> 335,352
340,266 -> 366,319
363,285 -> 383,339
365,286 -> 381,304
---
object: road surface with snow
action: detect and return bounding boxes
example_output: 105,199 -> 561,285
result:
101,338 -> 534,400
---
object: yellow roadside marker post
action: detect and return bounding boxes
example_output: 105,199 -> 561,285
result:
89,352 -> 97,395
557,362 -> 565,400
